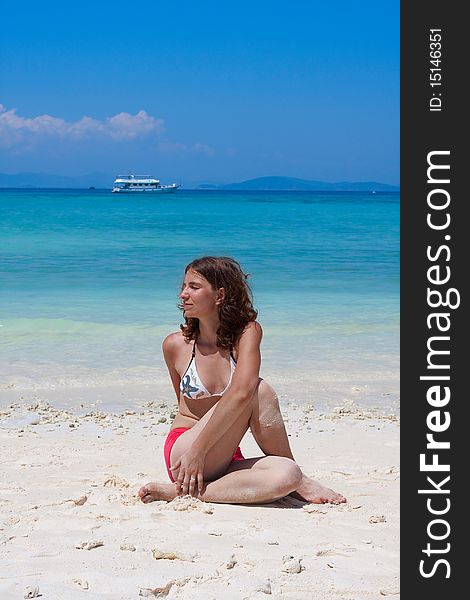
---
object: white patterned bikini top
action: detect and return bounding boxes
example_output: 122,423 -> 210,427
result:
180,339 -> 237,400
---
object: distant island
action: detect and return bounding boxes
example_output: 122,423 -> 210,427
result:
0,172 -> 399,192
210,176 -> 399,192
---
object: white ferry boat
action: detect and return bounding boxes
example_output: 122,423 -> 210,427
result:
112,175 -> 180,193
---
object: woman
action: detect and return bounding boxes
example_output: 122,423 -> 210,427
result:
139,256 -> 345,505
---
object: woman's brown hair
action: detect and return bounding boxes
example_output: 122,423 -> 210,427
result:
179,256 -> 258,350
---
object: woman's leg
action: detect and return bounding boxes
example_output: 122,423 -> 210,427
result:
169,392 -> 256,485
139,379 -> 345,504
139,456 -> 302,504
249,380 -> 346,504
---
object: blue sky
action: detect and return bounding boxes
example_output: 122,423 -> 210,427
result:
0,1 -> 399,185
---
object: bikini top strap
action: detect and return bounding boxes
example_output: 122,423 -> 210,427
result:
192,338 -> 197,357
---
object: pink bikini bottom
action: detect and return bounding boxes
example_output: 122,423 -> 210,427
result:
163,427 -> 245,482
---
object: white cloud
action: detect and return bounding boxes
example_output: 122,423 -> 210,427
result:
0,104 -> 164,147
106,110 -> 163,140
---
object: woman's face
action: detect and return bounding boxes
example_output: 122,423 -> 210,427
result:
179,269 -> 224,319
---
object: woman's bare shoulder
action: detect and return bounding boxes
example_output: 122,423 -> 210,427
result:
234,321 -> 263,354
243,320 -> 263,337
162,331 -> 191,355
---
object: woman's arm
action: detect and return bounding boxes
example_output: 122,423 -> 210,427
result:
189,321 -> 263,455
162,333 -> 183,403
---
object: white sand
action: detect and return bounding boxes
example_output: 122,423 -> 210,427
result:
0,391 -> 399,599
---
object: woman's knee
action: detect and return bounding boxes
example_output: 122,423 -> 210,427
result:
252,381 -> 285,437
265,456 -> 302,495
254,380 -> 281,424
257,380 -> 279,406
282,459 -> 303,490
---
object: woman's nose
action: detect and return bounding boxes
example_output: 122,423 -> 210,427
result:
179,288 -> 189,299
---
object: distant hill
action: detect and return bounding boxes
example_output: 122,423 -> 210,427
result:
218,176 -> 399,192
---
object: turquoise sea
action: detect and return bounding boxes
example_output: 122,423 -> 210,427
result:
0,189 -> 399,413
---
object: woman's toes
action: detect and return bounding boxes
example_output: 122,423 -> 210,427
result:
138,485 -> 149,498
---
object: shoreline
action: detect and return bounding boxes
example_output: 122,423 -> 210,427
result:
0,364 -> 400,418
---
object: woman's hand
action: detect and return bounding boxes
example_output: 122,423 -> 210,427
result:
170,447 -> 206,497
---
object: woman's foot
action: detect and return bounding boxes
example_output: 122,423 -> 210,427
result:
138,482 -> 177,504
290,474 -> 346,504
